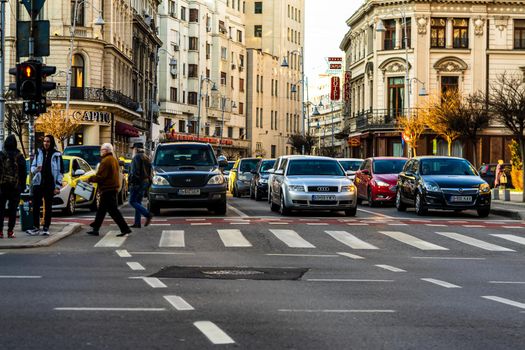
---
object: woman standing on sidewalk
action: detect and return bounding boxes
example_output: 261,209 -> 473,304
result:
0,135 -> 27,238
27,135 -> 63,236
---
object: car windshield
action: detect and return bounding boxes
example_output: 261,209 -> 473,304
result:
339,160 -> 363,171
239,159 -> 260,173
63,148 -> 100,167
287,159 -> 345,176
420,159 -> 477,176
224,162 -> 234,171
260,160 -> 276,173
154,146 -> 215,167
373,159 -> 407,174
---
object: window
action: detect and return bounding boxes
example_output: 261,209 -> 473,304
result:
431,18 -> 446,48
71,0 -> 85,26
441,76 -> 459,96
188,92 -> 198,105
228,127 -> 233,138
189,37 -> 198,50
237,30 -> 243,42
71,54 -> 84,88
206,43 -> 211,59
254,1 -> 262,13
388,77 -> 404,117
259,109 -> 263,128
239,128 -> 244,139
170,87 -> 178,102
254,25 -> 262,37
168,1 -> 177,17
401,18 -> 411,49
221,72 -> 227,85
181,6 -> 186,20
179,120 -> 185,132
383,20 -> 396,50
256,75 -> 259,93
219,20 -> 227,34
239,54 -> 244,67
189,8 -> 198,22
231,76 -> 234,89
164,118 -> 172,132
271,145 -> 276,158
514,20 -> 525,49
221,46 -> 227,60
256,107 -> 259,127
239,78 -> 244,92
188,64 -> 198,78
238,102 -> 244,115
271,79 -> 274,96
453,19 -> 469,48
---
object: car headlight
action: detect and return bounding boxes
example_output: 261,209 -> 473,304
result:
288,185 -> 305,192
341,185 -> 356,193
152,175 -> 170,186
424,182 -> 441,192
375,180 -> 390,187
207,175 -> 225,185
259,178 -> 268,184
479,183 -> 491,193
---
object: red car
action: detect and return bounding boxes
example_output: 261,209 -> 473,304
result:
355,157 -> 408,206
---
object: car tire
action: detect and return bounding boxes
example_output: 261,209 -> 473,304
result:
270,196 -> 279,212
367,188 -> 376,207
345,206 -> 357,217
213,201 -> 227,215
415,192 -> 428,216
279,193 -> 291,216
63,191 -> 76,215
254,186 -> 262,201
233,184 -> 239,198
149,202 -> 161,216
267,189 -> 272,204
395,190 -> 407,212
250,186 -> 255,200
477,207 -> 490,218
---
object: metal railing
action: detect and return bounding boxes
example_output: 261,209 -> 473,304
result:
46,86 -> 139,111
352,108 -> 423,131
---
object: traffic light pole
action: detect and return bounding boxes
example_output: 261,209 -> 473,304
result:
0,0 -> 6,150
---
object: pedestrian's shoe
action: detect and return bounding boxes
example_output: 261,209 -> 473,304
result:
41,228 -> 50,236
116,232 -> 129,237
0,231 -> 3,239
86,230 -> 100,236
26,227 -> 41,236
144,215 -> 153,227
130,224 -> 141,228
7,231 -> 15,239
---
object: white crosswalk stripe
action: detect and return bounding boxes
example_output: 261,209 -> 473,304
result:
269,229 -> 315,248
217,229 -> 252,247
436,232 -> 515,252
379,231 -> 448,250
491,234 -> 525,246
94,231 -> 128,248
159,230 -> 185,247
325,231 -> 379,249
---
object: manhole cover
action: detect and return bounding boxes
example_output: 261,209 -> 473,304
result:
150,266 -> 309,280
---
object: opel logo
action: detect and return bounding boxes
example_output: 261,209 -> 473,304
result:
186,179 -> 192,183
317,187 -> 330,192
458,188 -> 463,193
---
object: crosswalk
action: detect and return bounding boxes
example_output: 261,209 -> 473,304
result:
93,228 -> 525,253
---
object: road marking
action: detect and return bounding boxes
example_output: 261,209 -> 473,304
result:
269,229 -> 315,248
127,262 -> 145,271
227,204 -> 248,218
186,218 -> 206,221
94,231 -> 127,248
54,307 -> 165,312
230,222 -> 250,225
326,231 -> 379,250
356,208 -> 394,218
491,234 -> 525,245
116,250 -> 131,258
388,223 -> 408,226
347,223 -> 369,226
448,221 -> 469,224
412,257 -> 485,260
421,278 -> 461,288
217,229 -> 252,247
436,232 -> 515,252
129,252 -> 195,255
307,223 -> 329,226
425,224 -> 448,227
482,296 -> 525,310
194,321 -> 235,345
278,309 -> 395,313
489,281 -> 525,284
150,224 -> 171,226
164,295 -> 194,311
306,279 -> 394,282
0,252 -> 5,255
266,253 -> 338,257
191,223 -> 212,226
268,222 -> 289,225
0,275 -> 42,279
462,225 -> 485,228
142,277 -> 167,288
159,230 -> 185,247
501,226 -> 522,229
379,231 -> 448,250
337,252 -> 365,260
375,264 -> 406,272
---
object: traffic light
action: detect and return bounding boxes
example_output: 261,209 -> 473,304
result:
17,60 -> 41,100
8,67 -> 18,97
39,64 -> 57,113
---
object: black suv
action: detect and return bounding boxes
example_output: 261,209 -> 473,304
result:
148,142 -> 228,215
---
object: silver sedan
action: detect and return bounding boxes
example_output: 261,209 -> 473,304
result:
269,156 -> 357,216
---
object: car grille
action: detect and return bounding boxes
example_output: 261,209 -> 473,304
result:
167,174 -> 209,187
310,200 -> 338,205
307,186 -> 338,192
442,188 -> 478,195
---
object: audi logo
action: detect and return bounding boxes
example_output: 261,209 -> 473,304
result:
317,187 -> 330,192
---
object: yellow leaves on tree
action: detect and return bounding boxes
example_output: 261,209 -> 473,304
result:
35,106 -> 83,151
396,112 -> 427,157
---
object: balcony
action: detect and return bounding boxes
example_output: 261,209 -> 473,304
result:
47,86 -> 139,112
354,108 -> 401,132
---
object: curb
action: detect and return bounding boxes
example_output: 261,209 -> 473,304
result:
490,207 -> 524,221
1,223 -> 82,249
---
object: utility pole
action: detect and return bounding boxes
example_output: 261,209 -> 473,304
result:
0,0 -> 6,150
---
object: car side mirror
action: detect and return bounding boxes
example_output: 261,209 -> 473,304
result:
74,169 -> 86,176
275,169 -> 284,175
346,170 -> 355,176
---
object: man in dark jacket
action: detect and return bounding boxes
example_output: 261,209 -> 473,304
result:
0,135 -> 27,238
86,143 -> 131,237
129,142 -> 153,228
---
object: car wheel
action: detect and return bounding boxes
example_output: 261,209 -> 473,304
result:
149,202 -> 161,216
270,195 -> 280,212
267,189 -> 272,203
118,189 -> 124,205
63,191 -> 76,215
415,192 -> 428,216
356,196 -> 363,205
345,206 -> 357,217
233,184 -> 239,198
255,186 -> 262,201
279,194 -> 291,215
477,207 -> 490,218
367,188 -> 376,207
213,201 -> 227,215
395,190 -> 407,212
250,186 -> 255,200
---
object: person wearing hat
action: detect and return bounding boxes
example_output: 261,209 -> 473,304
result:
128,142 -> 153,228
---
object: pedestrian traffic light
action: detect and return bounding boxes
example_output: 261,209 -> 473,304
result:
38,64 -> 57,113
17,60 -> 41,100
8,67 -> 19,97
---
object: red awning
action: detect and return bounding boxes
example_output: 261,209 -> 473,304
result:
115,121 -> 140,137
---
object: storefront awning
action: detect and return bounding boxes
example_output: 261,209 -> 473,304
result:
115,121 -> 140,137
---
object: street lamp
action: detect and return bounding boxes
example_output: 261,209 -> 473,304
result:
219,96 -> 236,155
197,75 -> 217,138
158,48 -> 178,78
312,105 -> 321,155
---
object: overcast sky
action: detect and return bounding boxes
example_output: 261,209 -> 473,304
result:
305,0 -> 362,95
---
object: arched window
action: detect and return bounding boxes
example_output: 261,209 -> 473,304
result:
71,0 -> 85,26
71,54 -> 84,88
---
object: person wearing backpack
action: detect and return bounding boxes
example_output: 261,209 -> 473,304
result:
0,135 -> 27,239
128,142 -> 153,228
26,135 -> 63,236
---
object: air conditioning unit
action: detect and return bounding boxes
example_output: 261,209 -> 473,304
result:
174,44 -> 179,51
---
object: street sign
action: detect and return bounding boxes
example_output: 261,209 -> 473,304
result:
330,76 -> 341,101
21,0 -> 47,16
329,63 -> 342,70
17,20 -> 50,57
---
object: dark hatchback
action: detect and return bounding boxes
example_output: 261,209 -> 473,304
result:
249,159 -> 275,201
396,156 -> 491,217
148,142 -> 228,215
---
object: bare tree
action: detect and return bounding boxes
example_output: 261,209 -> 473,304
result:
288,133 -> 315,155
486,73 -> 525,202
396,112 -> 427,157
4,91 -> 29,157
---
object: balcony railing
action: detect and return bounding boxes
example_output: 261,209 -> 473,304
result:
47,86 -> 139,112
353,108 -> 425,132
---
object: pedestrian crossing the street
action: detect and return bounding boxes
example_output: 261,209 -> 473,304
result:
92,227 -> 525,254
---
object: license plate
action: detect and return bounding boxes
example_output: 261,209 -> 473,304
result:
451,195 -> 472,202
178,188 -> 201,196
312,195 -> 336,201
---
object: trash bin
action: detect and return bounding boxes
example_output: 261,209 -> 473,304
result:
19,193 -> 34,232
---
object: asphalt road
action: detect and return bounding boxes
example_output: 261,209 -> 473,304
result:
1,195 -> 524,349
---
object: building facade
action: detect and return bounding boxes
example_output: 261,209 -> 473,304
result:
341,0 -> 525,165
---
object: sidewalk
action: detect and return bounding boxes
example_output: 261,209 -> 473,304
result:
490,190 -> 525,220
0,223 -> 82,249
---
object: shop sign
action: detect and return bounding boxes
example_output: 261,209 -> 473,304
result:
330,76 -> 340,101
74,110 -> 112,124
348,138 -> 361,147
